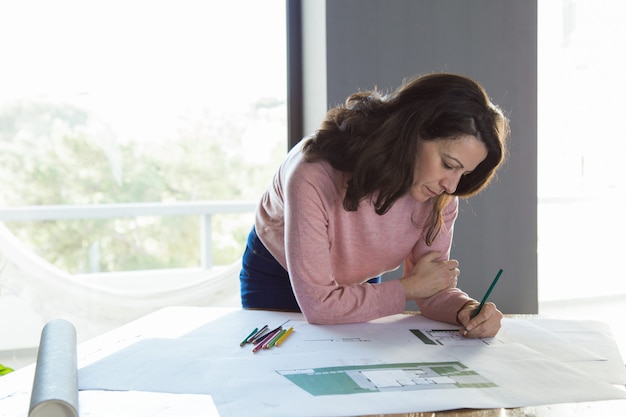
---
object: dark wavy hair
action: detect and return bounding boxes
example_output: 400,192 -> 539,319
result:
302,73 -> 510,245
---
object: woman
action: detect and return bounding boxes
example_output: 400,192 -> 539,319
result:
240,73 -> 509,337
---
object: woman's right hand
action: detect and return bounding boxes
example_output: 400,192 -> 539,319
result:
399,251 -> 459,300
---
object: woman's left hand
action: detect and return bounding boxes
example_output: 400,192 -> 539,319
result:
457,300 -> 503,338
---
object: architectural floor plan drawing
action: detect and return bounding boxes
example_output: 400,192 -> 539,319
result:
276,361 -> 496,396
69,309 -> 626,417
410,329 -> 495,346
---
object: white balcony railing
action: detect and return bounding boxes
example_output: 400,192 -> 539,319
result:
0,201 -> 257,365
0,201 -> 257,270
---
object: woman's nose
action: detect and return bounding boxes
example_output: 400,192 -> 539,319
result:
441,175 -> 460,194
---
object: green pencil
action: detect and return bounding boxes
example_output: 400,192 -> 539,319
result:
240,327 -> 259,347
265,329 -> 287,349
471,268 -> 503,318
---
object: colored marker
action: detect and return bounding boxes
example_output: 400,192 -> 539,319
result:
274,327 -> 294,347
240,327 -> 258,347
250,325 -> 270,344
253,327 -> 282,353
265,329 -> 287,349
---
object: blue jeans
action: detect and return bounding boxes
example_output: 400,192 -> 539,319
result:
239,227 -> 381,311
240,227 -> 300,311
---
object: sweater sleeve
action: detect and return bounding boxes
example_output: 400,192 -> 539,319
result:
282,161 -> 406,324
415,288 -> 472,325
409,197 -> 473,324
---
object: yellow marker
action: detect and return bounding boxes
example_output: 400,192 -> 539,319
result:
274,327 -> 294,346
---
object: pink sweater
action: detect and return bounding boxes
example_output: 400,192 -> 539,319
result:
255,144 -> 471,324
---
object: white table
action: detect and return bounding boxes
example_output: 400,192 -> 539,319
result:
1,307 -> 625,417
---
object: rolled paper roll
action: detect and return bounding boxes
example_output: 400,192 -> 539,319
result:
28,319 -> 78,417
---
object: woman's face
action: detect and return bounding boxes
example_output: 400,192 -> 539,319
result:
410,135 -> 488,202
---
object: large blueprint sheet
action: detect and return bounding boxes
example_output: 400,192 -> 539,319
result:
76,309 -> 626,416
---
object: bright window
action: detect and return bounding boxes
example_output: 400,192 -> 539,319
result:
0,0 -> 287,273
538,0 -> 626,300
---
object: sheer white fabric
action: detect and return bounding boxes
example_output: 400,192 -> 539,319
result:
0,223 -> 240,341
